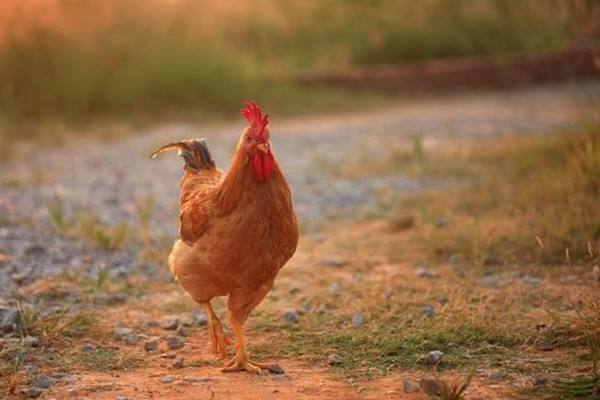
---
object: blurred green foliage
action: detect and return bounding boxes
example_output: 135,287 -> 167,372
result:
0,0 -> 592,126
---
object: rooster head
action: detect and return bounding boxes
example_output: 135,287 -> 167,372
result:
240,101 -> 274,182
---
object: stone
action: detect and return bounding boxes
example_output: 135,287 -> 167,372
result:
183,376 -> 211,383
33,375 -> 55,389
327,353 -> 343,365
266,364 -> 285,374
352,314 -> 365,327
145,320 -> 160,328
107,292 -> 128,305
421,306 -> 435,317
426,350 -> 444,365
1,308 -> 20,333
166,335 -> 185,350
23,387 -> 43,398
163,318 -> 180,330
272,374 -> 289,381
144,339 -> 159,352
403,379 -> 420,393
482,256 -> 503,267
23,335 -> 40,347
123,333 -> 139,345
172,357 -> 184,369
160,376 -> 176,384
160,352 -> 177,359
420,377 -> 442,397
175,325 -> 189,337
319,257 -> 347,268
80,343 -> 97,352
192,310 -> 208,327
116,397 -> 129,400
414,267 -> 434,278
434,218 -> 448,228
113,327 -> 133,341
282,310 -> 299,324
24,244 -> 47,256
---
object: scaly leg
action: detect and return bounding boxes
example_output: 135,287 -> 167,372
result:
221,282 -> 277,374
201,302 -> 228,360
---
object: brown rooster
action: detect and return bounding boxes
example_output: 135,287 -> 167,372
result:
150,101 -> 298,373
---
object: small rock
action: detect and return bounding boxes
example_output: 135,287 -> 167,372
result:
434,218 -> 448,228
531,377 -> 548,386
414,267 -> 434,278
107,292 -> 128,305
145,320 -> 160,328
523,276 -> 542,286
144,339 -> 159,352
80,343 -> 97,352
426,350 -> 444,365
113,327 -> 134,341
192,310 -> 208,327
319,257 -> 347,268
23,387 -> 43,398
123,333 -> 139,345
166,335 -> 185,350
24,244 -> 47,256
1,308 -> 20,333
175,325 -> 189,337
421,306 -> 435,317
420,377 -> 442,397
160,376 -> 176,384
33,375 -> 55,389
352,314 -> 365,327
403,379 -> 420,393
116,396 -> 129,400
160,352 -> 177,359
163,318 -> 180,330
282,310 -> 299,324
272,374 -> 289,381
329,282 -> 341,296
327,353 -> 343,365
301,303 -> 312,313
536,341 -> 554,352
12,267 -> 32,285
183,376 -> 211,383
266,364 -> 285,374
24,365 -> 38,375
172,357 -> 184,369
23,335 -> 40,347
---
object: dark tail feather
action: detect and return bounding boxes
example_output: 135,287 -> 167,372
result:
150,138 -> 215,171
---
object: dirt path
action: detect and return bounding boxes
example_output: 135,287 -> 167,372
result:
1,82 -> 599,399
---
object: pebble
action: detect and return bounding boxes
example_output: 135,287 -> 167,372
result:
161,352 -> 177,359
426,350 -> 444,365
123,333 -> 139,345
420,377 -> 442,397
160,376 -> 176,384
23,387 -> 43,398
282,310 -> 299,324
420,306 -> 435,317
166,335 -> 185,350
266,364 -> 285,374
80,343 -> 97,352
352,314 -> 365,327
145,320 -> 160,328
434,218 -> 448,228
414,267 -> 434,278
116,396 -> 129,400
327,353 -> 343,365
163,318 -> 180,330
192,310 -> 208,327
113,327 -> 134,341
144,338 -> 159,352
23,335 -> 40,347
172,357 -> 184,369
33,375 -> 55,389
272,374 -> 289,381
319,257 -> 347,268
183,376 -> 211,383
175,325 -> 189,337
403,379 -> 420,393
1,308 -> 20,333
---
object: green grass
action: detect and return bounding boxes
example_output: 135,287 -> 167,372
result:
53,347 -> 141,373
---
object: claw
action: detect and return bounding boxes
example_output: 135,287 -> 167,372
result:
221,356 -> 270,374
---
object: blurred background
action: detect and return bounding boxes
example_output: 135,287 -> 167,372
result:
0,0 -> 598,150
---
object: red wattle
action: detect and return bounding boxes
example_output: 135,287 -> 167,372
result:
252,151 -> 275,182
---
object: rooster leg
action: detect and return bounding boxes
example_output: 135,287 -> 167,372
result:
221,283 -> 276,374
201,302 -> 228,360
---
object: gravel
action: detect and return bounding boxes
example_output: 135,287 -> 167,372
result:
327,353 -> 343,365
80,343 -> 97,352
351,314 -> 365,327
166,335 -> 185,350
163,318 -> 180,330
426,350 -> 444,365
144,338 -> 160,352
0,83 -> 592,299
282,310 -> 299,324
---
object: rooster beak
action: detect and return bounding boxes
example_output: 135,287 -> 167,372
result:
256,141 -> 270,153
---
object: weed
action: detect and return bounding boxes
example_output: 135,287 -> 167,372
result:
439,369 -> 476,400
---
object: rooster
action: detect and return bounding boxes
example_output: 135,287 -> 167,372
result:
150,101 -> 298,373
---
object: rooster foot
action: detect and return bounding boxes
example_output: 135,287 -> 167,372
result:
221,356 -> 272,374
207,320 -> 229,360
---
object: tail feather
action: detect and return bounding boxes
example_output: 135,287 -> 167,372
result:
150,138 -> 215,171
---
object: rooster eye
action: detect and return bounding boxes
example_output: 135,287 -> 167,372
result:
245,136 -> 251,141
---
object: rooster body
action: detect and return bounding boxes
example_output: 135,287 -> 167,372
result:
151,102 -> 298,373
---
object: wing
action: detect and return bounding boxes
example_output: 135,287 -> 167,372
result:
178,168 -> 224,244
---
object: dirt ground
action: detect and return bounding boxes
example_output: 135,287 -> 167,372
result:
1,82 -> 599,399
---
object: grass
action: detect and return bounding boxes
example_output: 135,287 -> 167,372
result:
0,0 -> 590,133
52,347 -> 142,373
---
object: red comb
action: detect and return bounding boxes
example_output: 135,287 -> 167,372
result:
241,101 -> 269,140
